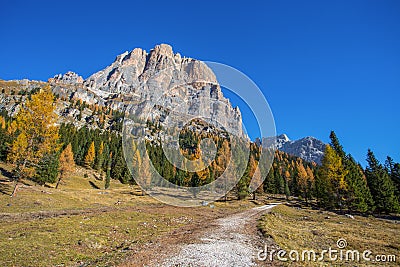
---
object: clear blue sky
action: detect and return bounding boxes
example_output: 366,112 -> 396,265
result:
1,0 -> 399,166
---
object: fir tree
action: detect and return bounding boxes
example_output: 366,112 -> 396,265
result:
284,177 -> 290,200
34,153 -> 60,185
345,156 -> 374,212
105,152 -> 112,189
385,156 -> 400,195
111,149 -> 130,184
274,168 -> 285,194
95,141 -> 104,171
263,167 -> 276,193
0,119 -> 11,161
329,131 -> 346,159
365,149 -> 399,213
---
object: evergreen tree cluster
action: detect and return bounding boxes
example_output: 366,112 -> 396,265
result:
310,131 -> 399,214
58,123 -> 131,184
260,131 -> 399,214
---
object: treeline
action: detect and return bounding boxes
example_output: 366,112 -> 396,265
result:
144,124 -> 316,201
259,131 -> 400,214
278,131 -> 400,214
1,86 -> 399,214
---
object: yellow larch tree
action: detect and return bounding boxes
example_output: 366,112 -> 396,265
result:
8,85 -> 60,196
84,141 -> 96,168
57,143 -> 75,189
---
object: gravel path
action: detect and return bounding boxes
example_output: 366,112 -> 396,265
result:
160,204 -> 278,267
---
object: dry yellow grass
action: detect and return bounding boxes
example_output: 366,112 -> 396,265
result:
0,162 -> 255,266
258,204 -> 399,266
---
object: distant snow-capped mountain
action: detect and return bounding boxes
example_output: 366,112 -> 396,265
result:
264,134 -> 326,164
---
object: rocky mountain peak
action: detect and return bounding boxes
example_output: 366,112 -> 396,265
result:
151,43 -> 174,58
46,44 -> 246,139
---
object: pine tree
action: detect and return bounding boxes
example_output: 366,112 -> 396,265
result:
84,141 -> 96,168
329,131 -> 374,212
8,86 -> 60,196
111,149 -> 130,184
0,119 -> 11,161
263,167 -> 276,193
329,131 -> 346,159
345,156 -> 374,212
385,156 -> 400,195
365,149 -> 399,213
284,177 -> 290,200
57,144 -> 75,189
105,152 -> 112,189
35,153 -> 59,185
95,141 -> 104,171
274,168 -> 285,194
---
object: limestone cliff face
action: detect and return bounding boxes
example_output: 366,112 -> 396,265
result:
0,44 -> 246,138
55,44 -> 245,138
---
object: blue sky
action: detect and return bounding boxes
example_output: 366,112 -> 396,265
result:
1,0 -> 399,165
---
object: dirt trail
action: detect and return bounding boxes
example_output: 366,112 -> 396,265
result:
150,204 -> 279,267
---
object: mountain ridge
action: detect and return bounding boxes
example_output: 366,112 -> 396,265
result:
263,134 -> 326,164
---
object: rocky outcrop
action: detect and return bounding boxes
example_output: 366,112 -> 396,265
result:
49,71 -> 83,84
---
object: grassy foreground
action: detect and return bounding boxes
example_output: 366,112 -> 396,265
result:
0,163 -> 253,267
258,204 -> 399,266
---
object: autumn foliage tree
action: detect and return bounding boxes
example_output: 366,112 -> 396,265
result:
296,160 -> 314,203
317,145 -> 348,209
141,153 -> 152,195
8,86 -> 60,196
57,143 -> 75,189
84,141 -> 95,168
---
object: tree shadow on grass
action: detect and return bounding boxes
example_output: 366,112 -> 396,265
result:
0,182 -> 12,195
89,181 -> 100,189
0,167 -> 13,195
0,167 -> 13,180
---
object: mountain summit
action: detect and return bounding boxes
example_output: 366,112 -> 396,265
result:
50,44 -> 246,139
